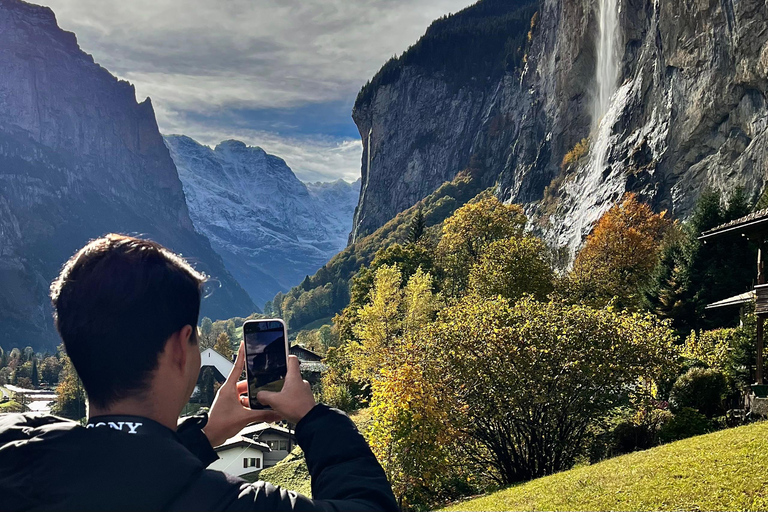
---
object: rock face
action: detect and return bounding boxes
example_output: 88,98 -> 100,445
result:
351,0 -> 768,256
164,135 -> 360,307
0,0 -> 256,350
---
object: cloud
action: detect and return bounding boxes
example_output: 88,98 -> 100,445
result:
40,0 -> 474,180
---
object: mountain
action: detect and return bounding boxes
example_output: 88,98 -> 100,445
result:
0,0 -> 256,351
350,0 -> 768,256
164,135 -> 360,307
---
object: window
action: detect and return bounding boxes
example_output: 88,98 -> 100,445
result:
267,440 -> 279,450
279,440 -> 288,451
243,457 -> 261,468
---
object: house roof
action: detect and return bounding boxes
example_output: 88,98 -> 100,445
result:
699,208 -> 768,240
239,422 -> 293,439
214,434 -> 270,453
705,291 -> 755,310
289,344 -> 323,361
200,348 -> 234,379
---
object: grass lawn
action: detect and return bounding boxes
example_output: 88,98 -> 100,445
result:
443,420 -> 768,511
258,447 -> 312,496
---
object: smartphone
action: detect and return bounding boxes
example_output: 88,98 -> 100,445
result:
242,318 -> 289,409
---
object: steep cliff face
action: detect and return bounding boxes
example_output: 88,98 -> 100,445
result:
0,0 -> 255,350
165,135 -> 360,307
351,0 -> 768,255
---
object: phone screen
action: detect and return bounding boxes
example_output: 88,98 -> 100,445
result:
243,320 -> 288,409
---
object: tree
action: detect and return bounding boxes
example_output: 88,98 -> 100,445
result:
54,352 -> 86,420
214,332 -> 233,360
198,367 -> 217,406
408,207 -> 426,243
40,356 -> 63,386
436,196 -> 527,296
350,265 -> 404,383
30,358 -> 39,388
429,295 -> 678,485
351,267 -> 448,508
566,194 -> 671,310
469,237 -> 554,302
645,189 -> 755,334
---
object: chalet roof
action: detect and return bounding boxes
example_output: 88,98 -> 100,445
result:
214,434 -> 270,452
705,290 -> 755,310
239,422 -> 294,439
200,348 -> 234,379
699,208 -> 768,240
289,344 -> 323,361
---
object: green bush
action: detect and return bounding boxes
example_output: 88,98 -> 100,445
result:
669,368 -> 729,418
0,400 -> 24,413
658,407 -> 713,443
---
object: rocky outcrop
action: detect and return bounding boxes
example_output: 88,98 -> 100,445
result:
0,0 -> 256,350
165,135 -> 360,307
350,0 -> 768,256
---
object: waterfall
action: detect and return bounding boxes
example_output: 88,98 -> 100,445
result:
591,0 -> 621,175
593,0 -> 620,130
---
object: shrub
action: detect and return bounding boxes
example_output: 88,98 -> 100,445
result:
658,407 -> 713,443
669,368 -> 729,418
561,138 -> 590,169
0,400 -> 24,413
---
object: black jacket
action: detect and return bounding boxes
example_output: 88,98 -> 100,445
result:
0,404 -> 398,511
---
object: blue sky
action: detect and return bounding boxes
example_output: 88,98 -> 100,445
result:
41,0 -> 474,182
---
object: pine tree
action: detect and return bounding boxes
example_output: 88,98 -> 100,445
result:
408,207 -> 426,244
30,358 -> 39,388
645,189 -> 756,335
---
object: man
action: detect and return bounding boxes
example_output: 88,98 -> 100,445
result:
0,234 -> 397,511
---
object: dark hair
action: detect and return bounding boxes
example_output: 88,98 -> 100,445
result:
50,234 -> 206,408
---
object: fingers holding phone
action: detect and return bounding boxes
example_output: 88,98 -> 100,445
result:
204,343 -> 281,447
256,355 -> 316,424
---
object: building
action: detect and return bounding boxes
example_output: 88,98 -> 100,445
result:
290,345 -> 326,386
289,345 -> 323,362
191,348 -> 233,404
208,435 -> 270,478
238,422 -> 296,468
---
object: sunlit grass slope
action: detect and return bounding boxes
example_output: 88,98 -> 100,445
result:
443,421 -> 768,511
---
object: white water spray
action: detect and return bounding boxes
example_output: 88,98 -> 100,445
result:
593,0 -> 620,130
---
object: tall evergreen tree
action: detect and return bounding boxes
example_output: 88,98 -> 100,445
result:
645,189 -> 756,336
408,207 -> 426,244
30,358 -> 39,388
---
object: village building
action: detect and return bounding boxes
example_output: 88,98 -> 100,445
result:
700,209 -> 768,396
208,434 -> 270,479
238,422 -> 296,469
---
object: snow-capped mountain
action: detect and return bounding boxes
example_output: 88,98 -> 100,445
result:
164,135 -> 360,307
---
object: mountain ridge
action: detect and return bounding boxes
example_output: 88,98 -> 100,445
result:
164,134 -> 360,308
0,0 -> 256,350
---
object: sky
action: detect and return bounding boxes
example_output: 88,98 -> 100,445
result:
41,0 -> 475,183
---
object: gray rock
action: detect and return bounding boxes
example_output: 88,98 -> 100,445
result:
350,0 -> 768,258
0,0 -> 256,350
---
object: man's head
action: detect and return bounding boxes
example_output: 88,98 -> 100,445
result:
51,234 -> 206,411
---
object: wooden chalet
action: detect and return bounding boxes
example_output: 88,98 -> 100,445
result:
700,208 -> 768,385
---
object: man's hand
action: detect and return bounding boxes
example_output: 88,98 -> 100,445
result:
204,343 -> 281,447
256,355 -> 316,425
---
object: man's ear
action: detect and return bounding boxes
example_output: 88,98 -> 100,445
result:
168,325 -> 194,372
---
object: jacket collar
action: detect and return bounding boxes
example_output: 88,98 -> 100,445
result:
86,415 -> 176,440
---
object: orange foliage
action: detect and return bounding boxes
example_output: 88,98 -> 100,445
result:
569,193 -> 672,309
